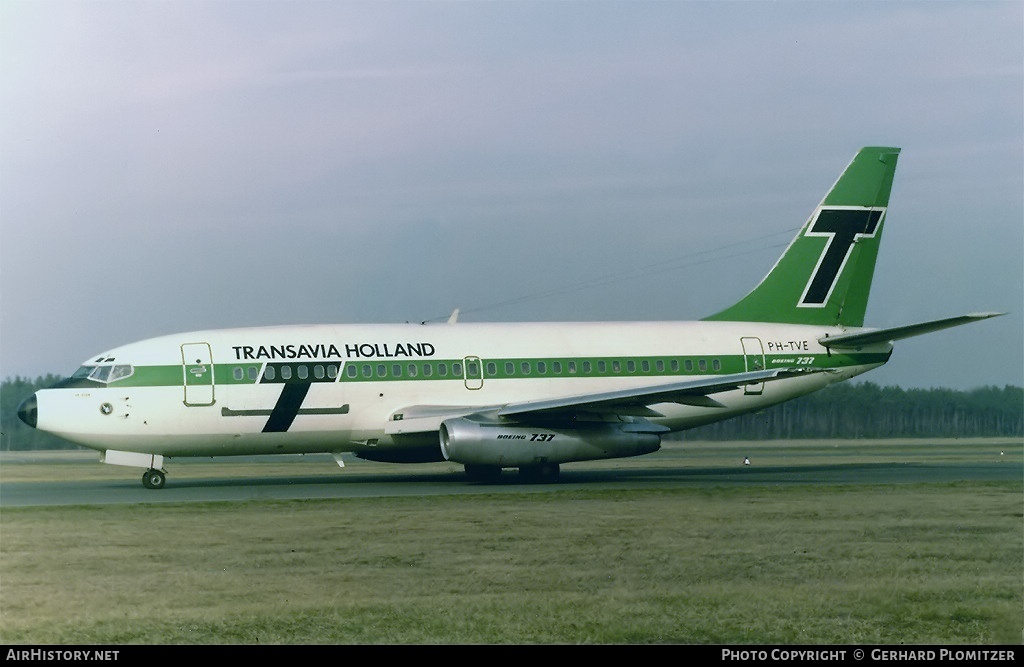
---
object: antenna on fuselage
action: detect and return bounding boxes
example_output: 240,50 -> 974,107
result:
421,308 -> 460,325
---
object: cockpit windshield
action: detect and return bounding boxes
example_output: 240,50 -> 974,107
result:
71,366 -> 95,379
71,364 -> 134,384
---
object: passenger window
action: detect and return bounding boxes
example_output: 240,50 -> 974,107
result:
552,361 -> 562,374
407,364 -> 417,378
362,364 -> 372,378
713,359 -> 721,371
655,360 -> 664,372
314,365 -> 325,379
598,361 -> 607,374
423,364 -> 433,377
392,364 -> 402,377
328,365 -> 338,379
281,366 -> 292,380
452,363 -> 462,376
698,360 -> 707,372
297,366 -> 309,380
671,360 -> 679,372
248,367 -> 258,381
487,362 -> 497,375
684,360 -> 693,372
521,361 -> 531,375
438,364 -> 448,377
612,361 -> 621,373
377,364 -> 387,377
642,360 -> 651,373
264,366 -> 276,381
582,361 -> 592,374
347,365 -> 358,378
626,361 -> 636,373
505,362 -> 515,375
568,361 -> 577,374
234,367 -> 244,381
537,361 -> 547,374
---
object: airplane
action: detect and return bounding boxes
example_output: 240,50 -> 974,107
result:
16,146 -> 1003,489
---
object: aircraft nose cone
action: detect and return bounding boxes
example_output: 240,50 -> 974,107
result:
17,394 -> 38,428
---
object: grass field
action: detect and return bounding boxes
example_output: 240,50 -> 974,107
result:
1,439 -> 1021,644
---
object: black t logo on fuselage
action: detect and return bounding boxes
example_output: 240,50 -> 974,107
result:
800,208 -> 883,307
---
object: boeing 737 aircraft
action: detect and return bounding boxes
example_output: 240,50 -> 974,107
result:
17,146 -> 1002,488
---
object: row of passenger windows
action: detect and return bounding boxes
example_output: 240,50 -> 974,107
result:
346,362 -> 465,379
488,358 -> 722,376
232,365 -> 340,381
334,358 -> 723,380
231,358 -> 723,382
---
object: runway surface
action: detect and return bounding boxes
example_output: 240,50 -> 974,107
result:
2,441 -> 1020,507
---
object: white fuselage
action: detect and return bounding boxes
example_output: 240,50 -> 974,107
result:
31,320 -> 888,461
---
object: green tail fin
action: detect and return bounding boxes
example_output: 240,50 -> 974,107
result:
704,146 -> 900,327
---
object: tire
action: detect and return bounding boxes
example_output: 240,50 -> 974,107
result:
142,469 -> 166,490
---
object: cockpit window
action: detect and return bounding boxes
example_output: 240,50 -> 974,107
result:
72,366 -> 96,379
90,366 -> 112,382
109,365 -> 134,382
86,364 -> 134,383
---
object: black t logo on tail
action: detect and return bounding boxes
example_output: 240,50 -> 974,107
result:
799,208 -> 884,307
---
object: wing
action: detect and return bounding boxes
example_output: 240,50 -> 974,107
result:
384,367 -> 817,435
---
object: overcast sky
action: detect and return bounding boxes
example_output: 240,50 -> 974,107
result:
2,1 -> 1021,391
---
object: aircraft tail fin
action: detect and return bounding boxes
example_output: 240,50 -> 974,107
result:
704,146 -> 900,327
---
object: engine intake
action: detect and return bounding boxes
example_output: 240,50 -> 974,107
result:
439,417 -> 661,467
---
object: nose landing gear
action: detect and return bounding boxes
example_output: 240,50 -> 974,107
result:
142,468 -> 166,489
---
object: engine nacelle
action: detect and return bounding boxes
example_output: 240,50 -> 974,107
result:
439,417 -> 661,467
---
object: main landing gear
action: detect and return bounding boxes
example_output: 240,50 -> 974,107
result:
142,468 -> 166,489
463,462 -> 560,484
464,464 -> 502,483
519,462 -> 560,483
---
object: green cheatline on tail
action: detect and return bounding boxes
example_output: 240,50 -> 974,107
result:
705,146 -> 901,327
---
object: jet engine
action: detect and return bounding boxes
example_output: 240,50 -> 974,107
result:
439,417 -> 662,467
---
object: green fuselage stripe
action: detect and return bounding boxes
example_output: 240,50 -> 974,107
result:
67,352 -> 889,389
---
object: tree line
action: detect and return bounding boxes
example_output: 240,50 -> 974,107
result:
1,374 -> 1021,452
685,382 -> 1022,440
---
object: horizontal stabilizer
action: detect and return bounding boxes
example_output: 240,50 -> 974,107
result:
819,312 -> 1005,349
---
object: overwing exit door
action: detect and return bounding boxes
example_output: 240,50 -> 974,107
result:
463,356 -> 483,390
